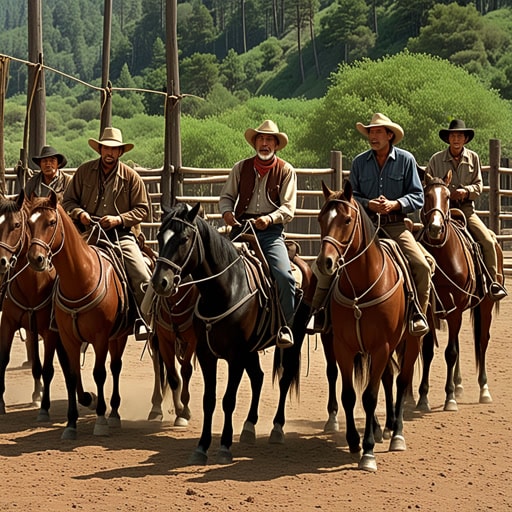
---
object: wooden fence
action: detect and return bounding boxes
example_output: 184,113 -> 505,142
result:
5,145 -> 512,272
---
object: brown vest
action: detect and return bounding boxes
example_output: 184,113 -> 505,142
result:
234,156 -> 287,219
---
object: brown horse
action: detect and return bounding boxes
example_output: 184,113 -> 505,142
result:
418,171 -> 501,411
146,278 -> 199,426
26,191 -> 132,439
316,181 -> 421,472
0,191 -> 77,421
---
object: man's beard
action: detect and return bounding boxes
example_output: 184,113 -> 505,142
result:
256,150 -> 275,161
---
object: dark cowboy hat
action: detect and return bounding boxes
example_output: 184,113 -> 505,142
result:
439,119 -> 474,144
32,146 -> 67,169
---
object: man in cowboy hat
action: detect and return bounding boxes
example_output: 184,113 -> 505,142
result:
312,113 -> 431,336
425,119 -> 507,301
62,127 -> 152,335
219,120 -> 297,348
26,146 -> 72,200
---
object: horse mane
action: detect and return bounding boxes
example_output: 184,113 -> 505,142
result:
0,195 -> 22,214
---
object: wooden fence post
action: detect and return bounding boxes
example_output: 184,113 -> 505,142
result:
330,150 -> 343,190
489,139 -> 500,234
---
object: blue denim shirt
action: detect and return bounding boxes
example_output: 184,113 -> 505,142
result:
349,146 -> 424,214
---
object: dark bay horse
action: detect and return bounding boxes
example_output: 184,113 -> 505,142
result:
0,192 -> 76,421
316,181 -> 421,472
146,279 -> 199,426
418,171 -> 501,411
150,202 -> 313,464
26,191 -> 132,439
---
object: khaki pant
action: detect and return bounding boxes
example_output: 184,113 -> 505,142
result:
465,212 -> 498,280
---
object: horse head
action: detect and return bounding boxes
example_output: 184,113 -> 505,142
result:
0,190 -> 27,274
421,170 -> 452,243
26,190 -> 63,272
152,202 -> 202,297
316,180 -> 364,277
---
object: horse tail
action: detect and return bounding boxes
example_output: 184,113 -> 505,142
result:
272,345 -> 301,398
353,352 -> 369,394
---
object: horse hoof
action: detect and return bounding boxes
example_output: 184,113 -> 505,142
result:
480,385 -> 493,404
323,413 -> 339,433
108,416 -> 121,428
444,399 -> 458,412
174,416 -> 189,428
36,409 -> 51,423
215,445 -> 233,465
93,416 -> 110,436
240,420 -> 256,444
188,448 -> 208,465
61,427 -> 77,441
389,434 -> 406,452
147,411 -> 163,422
455,384 -> 464,399
358,454 -> 377,472
269,424 -> 285,445
382,427 -> 392,441
416,397 -> 431,412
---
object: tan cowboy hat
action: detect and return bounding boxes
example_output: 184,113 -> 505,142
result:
356,113 -> 404,145
439,119 -> 474,144
32,146 -> 67,169
244,120 -> 288,150
88,127 -> 134,154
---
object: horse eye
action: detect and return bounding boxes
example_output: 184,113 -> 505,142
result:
14,222 -> 21,229
344,217 -> 351,226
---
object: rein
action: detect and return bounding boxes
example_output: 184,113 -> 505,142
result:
29,205 -> 65,268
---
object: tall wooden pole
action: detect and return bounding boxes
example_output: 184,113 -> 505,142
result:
27,0 -> 46,178
163,0 -> 182,208
100,0 -> 113,133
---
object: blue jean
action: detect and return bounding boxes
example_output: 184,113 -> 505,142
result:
255,224 -> 296,326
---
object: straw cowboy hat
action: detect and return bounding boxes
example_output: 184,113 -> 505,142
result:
88,127 -> 134,154
32,146 -> 67,169
439,119 -> 474,144
356,113 -> 404,145
244,120 -> 288,150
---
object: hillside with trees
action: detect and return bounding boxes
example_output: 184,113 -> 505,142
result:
2,0 -> 512,169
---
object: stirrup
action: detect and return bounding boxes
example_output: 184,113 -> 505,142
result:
488,282 -> 507,302
409,311 -> 429,337
134,318 -> 151,341
276,326 -> 294,349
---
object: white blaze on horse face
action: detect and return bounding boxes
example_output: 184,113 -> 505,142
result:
161,227 -> 176,247
29,211 -> 42,224
0,214 -> 5,226
429,186 -> 445,238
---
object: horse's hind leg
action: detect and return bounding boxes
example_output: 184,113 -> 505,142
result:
37,331 -> 59,422
417,331 -> 434,412
107,336 -> 128,430
474,301 -> 494,404
379,359 -> 395,442
148,335 -> 164,421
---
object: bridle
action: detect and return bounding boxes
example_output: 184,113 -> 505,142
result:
420,181 -> 451,248
28,204 -> 65,269
0,208 -> 27,270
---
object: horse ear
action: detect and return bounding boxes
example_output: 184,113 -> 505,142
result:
444,169 -> 452,185
49,190 -> 58,208
343,179 -> 353,200
321,180 -> 333,200
187,202 -> 201,222
425,172 -> 433,184
17,189 -> 25,208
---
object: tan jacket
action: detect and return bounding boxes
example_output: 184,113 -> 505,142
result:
62,158 -> 149,228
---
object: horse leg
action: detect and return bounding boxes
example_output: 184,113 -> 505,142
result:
189,347 -> 217,465
379,358 -> 395,442
106,336 -> 128,430
177,335 -> 195,426
148,335 -> 164,422
444,316 -> 462,411
320,331 -> 339,433
216,356 -> 247,464
473,301 -> 494,404
453,345 -> 464,399
239,352 -> 264,445
417,330 -> 434,412
91,342 -> 109,436
27,332 -> 43,407
390,335 -> 421,452
0,320 -> 16,414
339,354 -> 359,455
36,331 -> 58,423
270,337 -> 302,444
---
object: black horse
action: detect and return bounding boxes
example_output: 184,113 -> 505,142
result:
150,202 -> 314,464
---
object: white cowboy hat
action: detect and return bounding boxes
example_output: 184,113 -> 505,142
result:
88,127 -> 134,154
356,113 -> 404,145
244,120 -> 288,150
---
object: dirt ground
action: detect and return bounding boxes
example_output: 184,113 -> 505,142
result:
0,295 -> 511,512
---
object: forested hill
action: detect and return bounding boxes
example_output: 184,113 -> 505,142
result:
2,0 -> 512,106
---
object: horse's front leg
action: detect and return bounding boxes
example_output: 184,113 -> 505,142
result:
444,316 -> 462,411
216,357 -> 246,464
0,319 -> 17,414
189,347 -> 217,465
417,330 -> 435,411
92,342 -> 109,436
108,336 -> 127,429
339,357 -> 359,454
37,330 -> 60,422
321,332 -> 340,434
147,335 -> 164,421
475,301 -> 494,404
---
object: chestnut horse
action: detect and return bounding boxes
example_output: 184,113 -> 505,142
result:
316,181 -> 421,472
146,278 -> 199,426
0,192 -> 77,421
151,202 -> 313,465
417,171 -> 501,411
26,191 -> 132,439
